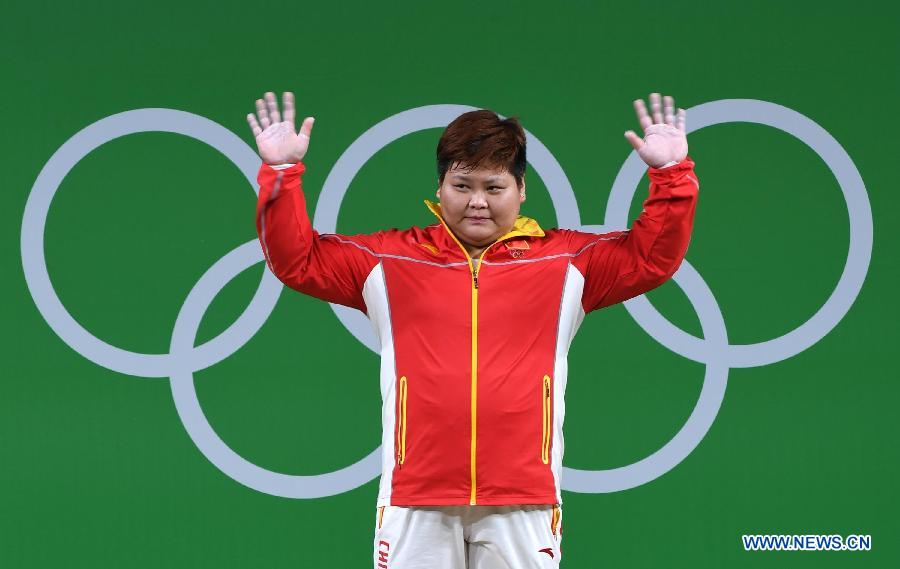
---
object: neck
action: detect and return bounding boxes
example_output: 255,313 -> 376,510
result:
442,221 -> 513,259
464,243 -> 490,259
458,233 -> 507,259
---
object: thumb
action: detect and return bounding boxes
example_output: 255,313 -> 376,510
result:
298,116 -> 315,140
624,130 -> 644,151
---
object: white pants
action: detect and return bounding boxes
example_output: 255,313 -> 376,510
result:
373,504 -> 563,568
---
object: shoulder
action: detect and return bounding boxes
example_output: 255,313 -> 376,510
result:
324,224 -> 441,257
535,227 -> 630,255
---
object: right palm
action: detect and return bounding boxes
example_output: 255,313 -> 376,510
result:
246,91 -> 315,165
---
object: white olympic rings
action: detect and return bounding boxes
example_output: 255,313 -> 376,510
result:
21,100 -> 871,497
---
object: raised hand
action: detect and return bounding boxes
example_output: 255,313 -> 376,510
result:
246,91 -> 315,165
624,93 -> 688,168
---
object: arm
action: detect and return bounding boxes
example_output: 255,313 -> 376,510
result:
574,157 -> 698,312
577,92 -> 698,312
256,161 -> 380,311
249,91 -> 379,312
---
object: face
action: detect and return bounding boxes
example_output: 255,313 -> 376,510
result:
436,162 -> 526,251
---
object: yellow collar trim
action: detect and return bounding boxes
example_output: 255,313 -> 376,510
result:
424,199 -> 546,240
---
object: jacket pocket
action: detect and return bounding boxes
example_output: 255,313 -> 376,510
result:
542,375 -> 552,464
397,376 -> 408,467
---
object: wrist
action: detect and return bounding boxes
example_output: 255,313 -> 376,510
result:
647,156 -> 694,180
269,162 -> 297,170
262,161 -> 306,177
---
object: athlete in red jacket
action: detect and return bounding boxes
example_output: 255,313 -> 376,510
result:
248,91 -> 697,568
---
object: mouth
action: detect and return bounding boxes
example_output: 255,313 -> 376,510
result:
465,216 -> 491,223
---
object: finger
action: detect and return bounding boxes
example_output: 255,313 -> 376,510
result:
663,95 -> 675,126
246,113 -> 262,137
624,130 -> 644,151
283,91 -> 296,130
634,99 -> 652,132
265,91 -> 281,124
649,92 -> 663,124
676,108 -> 687,132
298,116 -> 315,140
256,98 -> 271,129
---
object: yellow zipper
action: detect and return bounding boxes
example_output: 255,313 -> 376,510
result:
466,247 -> 494,504
469,253 -> 482,504
430,215 -> 500,505
397,376 -> 408,466
542,375 -> 552,464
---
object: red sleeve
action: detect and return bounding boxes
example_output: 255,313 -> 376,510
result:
255,162 -> 381,312
572,156 -> 699,312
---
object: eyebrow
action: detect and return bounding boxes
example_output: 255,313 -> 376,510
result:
450,174 -> 506,183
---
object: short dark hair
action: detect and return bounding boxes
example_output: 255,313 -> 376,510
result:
436,109 -> 527,187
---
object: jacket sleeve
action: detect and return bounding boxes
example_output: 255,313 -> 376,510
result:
255,161 -> 381,312
572,156 -> 699,313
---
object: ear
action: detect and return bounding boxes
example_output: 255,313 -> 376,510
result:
436,186 -> 441,199
519,180 -> 526,203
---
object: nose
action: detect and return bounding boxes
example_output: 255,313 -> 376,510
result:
468,190 -> 488,209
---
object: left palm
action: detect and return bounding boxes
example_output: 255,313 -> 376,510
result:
624,93 -> 688,168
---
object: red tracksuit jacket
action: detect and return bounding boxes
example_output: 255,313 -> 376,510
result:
256,157 -> 699,506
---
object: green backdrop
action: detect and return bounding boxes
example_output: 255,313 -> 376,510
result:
2,1 -> 896,567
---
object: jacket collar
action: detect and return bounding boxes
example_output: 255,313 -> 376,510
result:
424,200 -> 546,243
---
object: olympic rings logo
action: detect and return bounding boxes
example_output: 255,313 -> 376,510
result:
21,100 -> 872,498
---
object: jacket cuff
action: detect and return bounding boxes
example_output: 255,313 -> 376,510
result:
647,156 -> 694,183
263,161 -> 305,173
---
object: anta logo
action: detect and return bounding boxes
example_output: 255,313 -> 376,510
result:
538,547 -> 555,558
376,540 -> 390,568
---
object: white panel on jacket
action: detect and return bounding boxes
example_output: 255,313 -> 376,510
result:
362,263 -> 399,507
551,263 -> 586,505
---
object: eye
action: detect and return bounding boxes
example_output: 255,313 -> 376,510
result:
455,184 -> 469,189
487,186 -> 503,192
